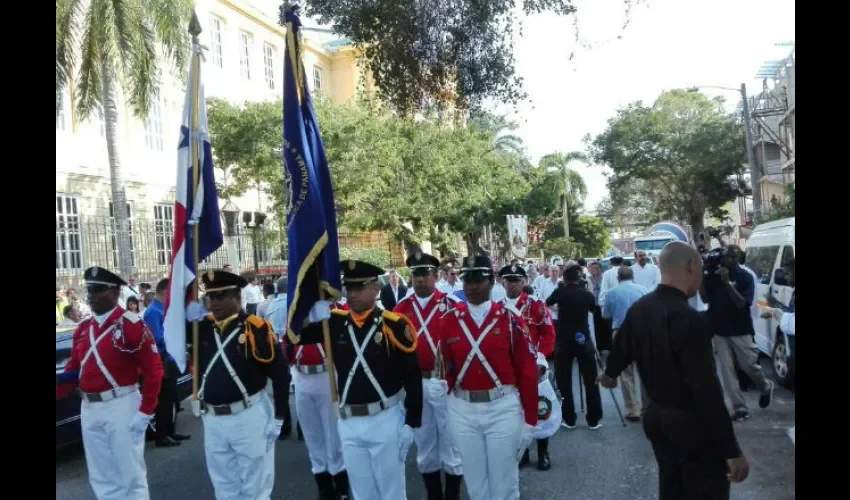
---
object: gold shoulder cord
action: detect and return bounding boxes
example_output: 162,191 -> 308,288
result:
381,312 -> 418,353
245,317 -> 275,364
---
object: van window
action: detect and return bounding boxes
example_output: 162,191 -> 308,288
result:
745,245 -> 780,284
780,246 -> 794,268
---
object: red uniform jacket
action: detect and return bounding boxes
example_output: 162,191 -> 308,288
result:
56,307 -> 164,415
393,291 -> 458,373
284,301 -> 347,365
440,301 -> 539,426
500,293 -> 556,358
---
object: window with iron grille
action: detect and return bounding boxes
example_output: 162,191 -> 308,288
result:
239,31 -> 252,80
154,204 -> 174,266
210,16 -> 224,68
263,42 -> 276,90
109,202 -> 136,268
56,194 -> 83,272
144,98 -> 164,151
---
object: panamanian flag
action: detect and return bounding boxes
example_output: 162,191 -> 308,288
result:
163,45 -> 223,373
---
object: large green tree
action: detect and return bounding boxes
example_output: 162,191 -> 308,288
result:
57,0 -> 193,276
303,0 -> 639,114
589,89 -> 747,237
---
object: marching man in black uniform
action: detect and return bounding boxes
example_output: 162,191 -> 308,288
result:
294,260 -> 423,500
187,270 -> 291,500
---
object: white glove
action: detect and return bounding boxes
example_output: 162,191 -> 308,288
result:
428,378 -> 448,400
398,424 -> 415,462
309,300 -> 333,323
186,301 -> 207,321
264,419 -> 284,452
129,412 -> 153,445
517,423 -> 536,461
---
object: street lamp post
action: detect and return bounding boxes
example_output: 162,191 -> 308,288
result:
688,83 -> 760,222
243,211 -> 267,275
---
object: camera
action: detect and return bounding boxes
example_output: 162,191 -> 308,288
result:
702,247 -> 725,275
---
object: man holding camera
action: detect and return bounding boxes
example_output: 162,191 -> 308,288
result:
700,245 -> 774,421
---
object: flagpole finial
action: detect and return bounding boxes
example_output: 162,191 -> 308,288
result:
189,10 -> 202,40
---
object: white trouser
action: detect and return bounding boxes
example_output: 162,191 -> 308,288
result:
295,370 -> 345,475
337,404 -> 407,500
203,392 -> 276,500
448,389 -> 523,500
415,378 -> 463,475
81,388 -> 149,500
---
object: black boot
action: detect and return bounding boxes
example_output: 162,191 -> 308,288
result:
519,448 -> 530,468
444,473 -> 463,500
333,470 -> 350,500
422,471 -> 444,500
537,438 -> 551,471
313,472 -> 336,500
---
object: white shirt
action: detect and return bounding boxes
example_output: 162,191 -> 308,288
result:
119,286 -> 139,308
631,263 -> 661,291
598,267 -> 620,306
415,293 -> 434,310
537,278 -> 562,319
266,294 -> 288,335
467,300 -> 492,327
242,284 -> 262,307
94,307 -> 118,327
437,280 -> 463,295
257,296 -> 274,318
490,282 -> 507,303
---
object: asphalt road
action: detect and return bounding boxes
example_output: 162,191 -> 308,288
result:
56,359 -> 795,500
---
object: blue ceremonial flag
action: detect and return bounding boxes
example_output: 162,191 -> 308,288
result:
281,4 -> 341,338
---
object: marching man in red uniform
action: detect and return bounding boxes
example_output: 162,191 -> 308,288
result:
439,255 -> 539,500
394,252 -> 464,500
56,266 -> 164,500
497,264 -> 556,469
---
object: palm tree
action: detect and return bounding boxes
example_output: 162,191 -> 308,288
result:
56,0 -> 193,276
539,151 -> 588,238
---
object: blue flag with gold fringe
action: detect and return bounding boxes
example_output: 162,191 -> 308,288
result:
281,4 -> 341,337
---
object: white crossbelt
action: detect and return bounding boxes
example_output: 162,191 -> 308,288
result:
199,324 -> 250,405
413,300 -> 440,357
455,316 -> 504,394
340,321 -> 388,407
81,323 -> 120,391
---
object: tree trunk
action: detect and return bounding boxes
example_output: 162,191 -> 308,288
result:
102,66 -> 133,277
465,231 -> 481,256
688,213 -> 706,247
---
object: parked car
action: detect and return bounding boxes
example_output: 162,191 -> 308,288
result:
745,216 -> 795,388
56,327 -> 194,448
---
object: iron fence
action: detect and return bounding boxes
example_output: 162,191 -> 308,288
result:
56,216 -> 404,288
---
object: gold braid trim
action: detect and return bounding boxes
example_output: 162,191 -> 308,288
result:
245,317 -> 276,364
381,311 -> 418,353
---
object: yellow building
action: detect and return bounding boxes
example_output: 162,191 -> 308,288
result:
55,0 -> 367,284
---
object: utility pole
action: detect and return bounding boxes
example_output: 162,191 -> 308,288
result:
563,173 -> 570,239
740,83 -> 761,222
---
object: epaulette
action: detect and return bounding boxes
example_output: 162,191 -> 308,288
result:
246,315 -> 268,329
381,310 -> 403,323
331,309 -> 349,317
122,311 -> 141,323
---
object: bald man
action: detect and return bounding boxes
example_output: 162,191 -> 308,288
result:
599,242 -> 748,500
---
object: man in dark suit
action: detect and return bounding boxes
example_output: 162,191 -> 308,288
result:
380,269 -> 407,310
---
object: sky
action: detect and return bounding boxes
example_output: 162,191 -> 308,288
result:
507,0 -> 795,212
254,0 -> 795,213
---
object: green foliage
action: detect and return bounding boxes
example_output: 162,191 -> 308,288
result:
56,0 -> 193,119
538,237 -> 583,260
338,247 -> 391,269
207,98 -> 283,203
589,89 -> 747,236
570,216 -> 611,257
304,1 -> 646,114
760,184 -> 795,223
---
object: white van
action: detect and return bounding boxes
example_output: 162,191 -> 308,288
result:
744,216 -> 795,387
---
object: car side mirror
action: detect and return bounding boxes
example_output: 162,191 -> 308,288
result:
773,268 -> 788,286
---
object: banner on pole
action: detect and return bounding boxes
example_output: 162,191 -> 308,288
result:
506,215 -> 529,259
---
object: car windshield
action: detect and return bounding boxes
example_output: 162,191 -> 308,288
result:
635,239 -> 672,251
